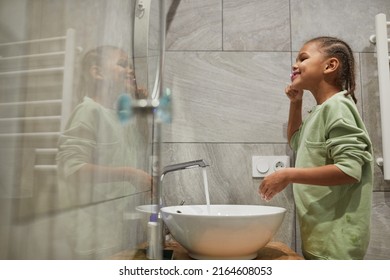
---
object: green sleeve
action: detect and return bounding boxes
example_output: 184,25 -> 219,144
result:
325,119 -> 372,181
289,129 -> 301,152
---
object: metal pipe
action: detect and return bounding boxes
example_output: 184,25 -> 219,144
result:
148,0 -> 167,260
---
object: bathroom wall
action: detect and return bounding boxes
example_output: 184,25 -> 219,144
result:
161,0 -> 390,259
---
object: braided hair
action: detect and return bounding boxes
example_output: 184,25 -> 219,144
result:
306,36 -> 357,103
78,45 -> 122,101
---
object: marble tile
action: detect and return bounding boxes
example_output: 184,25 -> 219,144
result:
163,51 -> 292,143
223,0 -> 290,51
165,0 -> 222,51
290,0 -> 390,52
160,143 -> 296,247
365,192 -> 390,259
360,52 -> 390,191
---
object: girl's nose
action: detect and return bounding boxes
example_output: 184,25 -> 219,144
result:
127,67 -> 135,75
292,64 -> 298,72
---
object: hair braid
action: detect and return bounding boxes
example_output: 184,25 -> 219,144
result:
78,46 -> 121,101
307,37 -> 357,103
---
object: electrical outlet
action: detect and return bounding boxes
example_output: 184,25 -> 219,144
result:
252,156 -> 290,178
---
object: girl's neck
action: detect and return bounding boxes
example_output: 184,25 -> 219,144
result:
312,83 -> 342,105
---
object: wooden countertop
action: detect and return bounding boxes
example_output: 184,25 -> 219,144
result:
111,241 -> 304,260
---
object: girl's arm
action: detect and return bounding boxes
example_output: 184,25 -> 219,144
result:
287,165 -> 357,185
285,85 -> 304,143
259,165 -> 357,201
73,163 -> 152,188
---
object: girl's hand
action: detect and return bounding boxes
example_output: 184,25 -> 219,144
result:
124,167 -> 152,190
259,169 -> 291,201
285,84 -> 303,103
135,87 -> 148,99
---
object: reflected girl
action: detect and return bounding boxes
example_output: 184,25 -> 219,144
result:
56,46 -> 150,258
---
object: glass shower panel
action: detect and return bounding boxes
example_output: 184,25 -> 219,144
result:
0,0 -> 161,259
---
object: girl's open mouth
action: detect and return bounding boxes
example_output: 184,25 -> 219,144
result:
290,71 -> 300,82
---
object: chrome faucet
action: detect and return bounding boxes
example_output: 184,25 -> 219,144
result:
148,159 -> 209,260
160,159 -> 209,181
159,159 -> 209,211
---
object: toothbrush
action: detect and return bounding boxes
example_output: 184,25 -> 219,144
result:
116,94 -> 132,124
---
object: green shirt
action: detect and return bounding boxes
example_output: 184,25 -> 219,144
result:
56,97 -> 149,257
290,91 -> 373,260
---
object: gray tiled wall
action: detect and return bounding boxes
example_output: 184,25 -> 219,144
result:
163,0 -> 390,259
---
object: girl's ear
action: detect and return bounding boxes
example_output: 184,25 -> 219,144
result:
324,57 -> 339,74
89,65 -> 104,80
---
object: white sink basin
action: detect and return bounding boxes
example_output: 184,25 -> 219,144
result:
135,204 -> 158,231
136,204 -> 158,215
160,204 -> 286,260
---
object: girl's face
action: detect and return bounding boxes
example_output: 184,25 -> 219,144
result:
100,49 -> 136,95
291,41 -> 328,92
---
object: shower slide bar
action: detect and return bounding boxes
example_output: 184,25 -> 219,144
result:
370,13 -> 390,180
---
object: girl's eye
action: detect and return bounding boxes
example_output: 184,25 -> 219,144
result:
296,53 -> 308,63
117,60 -> 129,68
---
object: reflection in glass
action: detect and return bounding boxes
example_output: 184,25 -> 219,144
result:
56,46 -> 151,258
0,0 -> 159,260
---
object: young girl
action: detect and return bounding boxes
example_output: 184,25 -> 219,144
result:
57,46 -> 150,203
56,46 -> 150,258
259,37 -> 374,260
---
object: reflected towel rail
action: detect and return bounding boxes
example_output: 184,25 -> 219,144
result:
60,28 -> 76,131
0,67 -> 64,76
0,132 -> 60,137
0,100 -> 62,106
0,36 -> 66,47
0,51 -> 65,61
34,149 -> 58,172
0,116 -> 61,122
0,29 -> 78,198
370,13 -> 390,180
35,148 -> 58,154
34,165 -> 57,171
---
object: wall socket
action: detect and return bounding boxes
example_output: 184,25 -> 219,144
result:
252,156 -> 290,178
